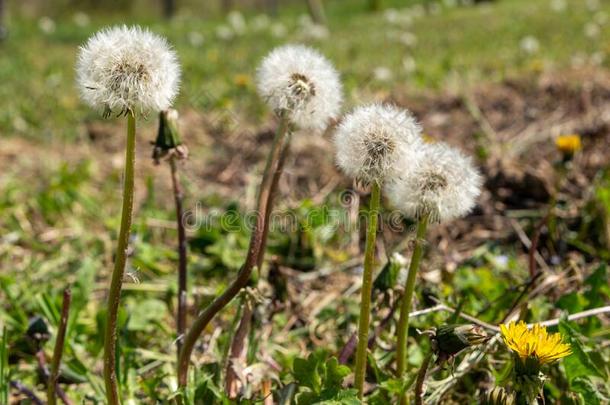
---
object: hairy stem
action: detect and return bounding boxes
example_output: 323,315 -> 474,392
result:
169,157 -> 188,356
256,132 -> 291,270
104,112 -> 136,405
48,288 -> 72,405
176,116 -> 290,393
396,214 -> 429,404
339,292 -> 400,364
354,182 -> 381,399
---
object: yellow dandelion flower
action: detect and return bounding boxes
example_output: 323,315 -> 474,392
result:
234,73 -> 251,88
500,321 -> 571,365
555,134 -> 582,155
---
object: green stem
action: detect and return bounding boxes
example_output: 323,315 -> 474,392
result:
396,214 -> 429,404
47,288 -> 71,405
103,113 -> 136,405
176,116 -> 290,396
354,182 -> 381,399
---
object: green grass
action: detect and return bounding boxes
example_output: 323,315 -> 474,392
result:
1,0 -> 608,141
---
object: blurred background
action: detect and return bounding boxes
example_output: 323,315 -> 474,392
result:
1,0 -> 610,402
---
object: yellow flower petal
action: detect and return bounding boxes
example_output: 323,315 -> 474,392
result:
500,321 -> 572,365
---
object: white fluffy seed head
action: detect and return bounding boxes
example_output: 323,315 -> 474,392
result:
386,142 -> 481,223
76,25 -> 181,117
334,104 -> 423,185
256,44 -> 343,131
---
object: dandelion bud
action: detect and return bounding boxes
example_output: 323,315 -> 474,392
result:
481,387 -> 516,405
386,142 -> 481,223
76,25 -> 181,117
153,109 -> 187,164
433,324 -> 489,360
334,104 -> 423,185
256,44 -> 342,130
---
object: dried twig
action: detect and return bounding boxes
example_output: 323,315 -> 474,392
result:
10,380 -> 44,405
535,305 -> 610,328
509,218 -> 549,272
462,91 -> 498,150
426,299 -> 501,333
528,211 -> 551,278
35,350 -> 73,405
500,271 -> 544,324
414,352 -> 433,405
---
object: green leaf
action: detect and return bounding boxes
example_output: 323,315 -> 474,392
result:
127,299 -> 167,332
295,391 -> 319,405
584,265 -> 610,306
373,256 -> 402,292
378,378 -> 404,395
377,373 -> 417,398
317,389 -> 361,404
323,357 -> 350,390
1,327 -> 8,405
294,354 -> 355,405
194,375 -> 226,405
558,321 -> 605,382
571,377 -> 607,405
37,292 -> 60,326
293,352 -> 324,394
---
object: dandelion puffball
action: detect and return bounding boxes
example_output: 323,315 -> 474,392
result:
386,142 -> 481,223
256,44 -> 342,131
77,25 -> 181,116
334,104 -> 422,185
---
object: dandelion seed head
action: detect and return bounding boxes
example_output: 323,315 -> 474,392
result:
584,22 -> 600,38
549,0 -> 567,12
39,16 -> 56,34
270,22 -> 287,38
520,35 -> 540,54
256,44 -> 343,130
386,142 -> 481,223
373,66 -> 393,82
334,104 -> 422,185
76,25 -> 181,116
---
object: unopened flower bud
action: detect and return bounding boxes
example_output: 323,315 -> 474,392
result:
481,387 -> 516,405
153,108 -> 188,164
433,324 -> 489,360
